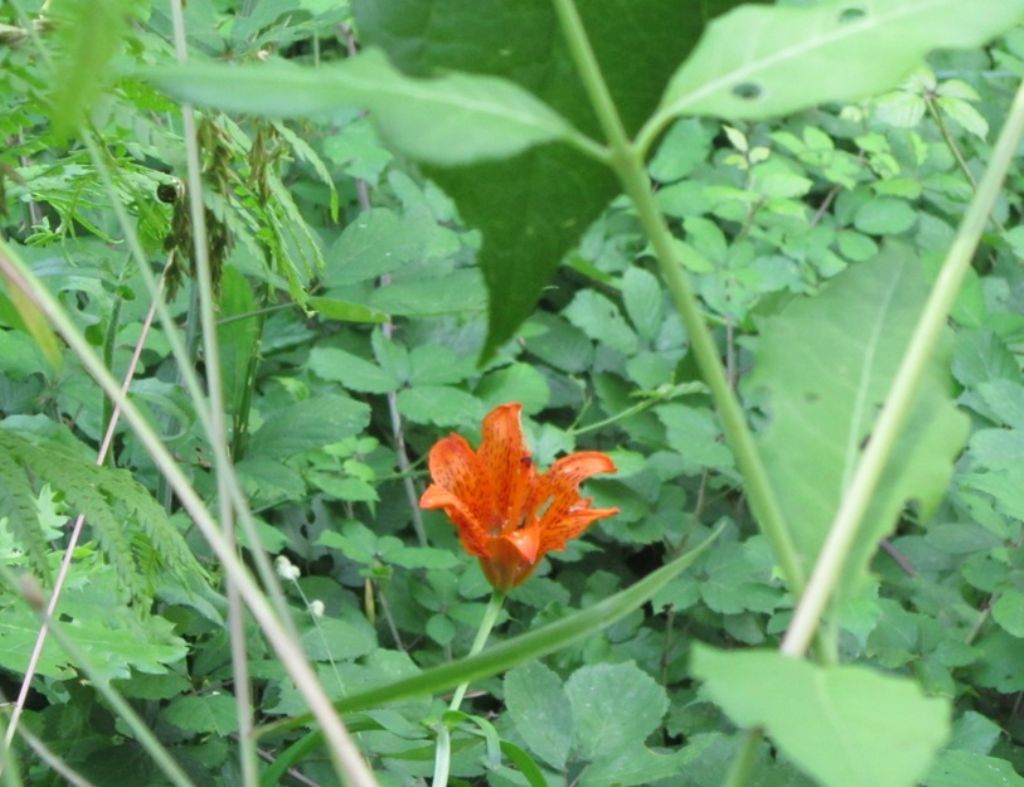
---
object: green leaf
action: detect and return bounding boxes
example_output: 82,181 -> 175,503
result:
384,546 -> 459,571
747,247 -> 969,599
925,750 -> 1024,787
396,386 -> 485,428
854,197 -> 917,236
648,117 -> 715,183
355,0 -> 751,356
566,661 -> 668,762
217,268 -> 260,418
145,49 -> 575,165
0,594 -> 186,681
992,589 -> 1024,638
504,661 -> 573,769
654,0 -> 1024,124
692,644 -> 950,787
564,290 -> 639,355
302,617 -> 377,661
309,347 -> 399,394
248,395 -> 371,459
369,269 -> 487,317
162,694 -> 239,736
622,267 -> 665,341
475,363 -> 550,415
322,208 -> 425,287
258,525 -> 721,737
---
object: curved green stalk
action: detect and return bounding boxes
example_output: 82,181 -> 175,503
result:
549,0 -> 805,594
780,76 -> 1024,658
431,591 -> 506,787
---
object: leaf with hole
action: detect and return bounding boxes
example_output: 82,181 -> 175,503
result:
653,0 -> 1024,127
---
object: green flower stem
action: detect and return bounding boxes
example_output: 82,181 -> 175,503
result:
550,0 -> 805,594
0,240 -> 378,787
781,77 -> 1024,659
431,591 -> 506,787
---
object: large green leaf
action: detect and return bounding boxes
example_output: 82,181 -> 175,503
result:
745,247 -> 968,598
144,48 -> 575,165
692,645 -> 950,787
355,0 -> 754,356
652,0 -> 1024,127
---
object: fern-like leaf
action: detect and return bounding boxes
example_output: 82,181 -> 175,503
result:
0,435 -> 53,582
0,426 -> 209,608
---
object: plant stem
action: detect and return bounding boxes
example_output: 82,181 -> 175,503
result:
166,3 -> 256,783
781,77 -> 1024,658
431,591 -> 505,787
549,0 -> 805,595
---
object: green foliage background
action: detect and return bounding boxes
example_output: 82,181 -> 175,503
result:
1,0 -> 1024,785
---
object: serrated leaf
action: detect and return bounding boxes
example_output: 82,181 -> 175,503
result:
693,645 -> 950,787
369,269 -> 487,316
566,661 -> 668,762
248,395 -> 371,459
146,48 -> 574,165
564,290 -> 639,355
309,347 -> 399,394
992,590 -> 1024,638
622,267 -> 664,341
355,0 -> 753,356
322,208 -> 423,287
396,386 -> 484,428
162,694 -> 239,736
0,593 -> 186,681
475,363 -> 550,415
747,247 -> 969,598
504,661 -> 573,770
655,0 -> 1024,123
302,617 -> 377,661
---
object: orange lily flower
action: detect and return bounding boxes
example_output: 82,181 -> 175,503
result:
419,403 -> 619,590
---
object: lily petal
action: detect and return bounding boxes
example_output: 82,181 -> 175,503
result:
420,484 -> 490,557
426,433 -> 493,530
479,403 -> 535,531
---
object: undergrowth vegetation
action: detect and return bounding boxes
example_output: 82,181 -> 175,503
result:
2,1 -> 1024,785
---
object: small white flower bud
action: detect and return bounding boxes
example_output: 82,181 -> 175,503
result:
275,555 -> 301,581
308,600 -> 325,618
